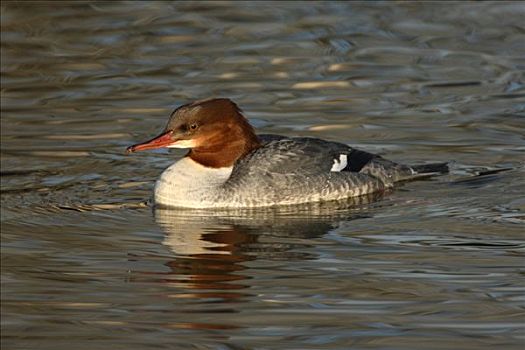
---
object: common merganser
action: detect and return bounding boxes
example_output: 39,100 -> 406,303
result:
127,98 -> 447,208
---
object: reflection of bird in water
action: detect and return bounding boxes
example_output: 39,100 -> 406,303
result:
156,193 -> 382,257
154,194 -> 382,302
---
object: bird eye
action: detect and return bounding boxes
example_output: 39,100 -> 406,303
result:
189,123 -> 198,130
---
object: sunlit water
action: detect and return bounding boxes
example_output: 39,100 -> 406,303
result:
1,2 -> 524,350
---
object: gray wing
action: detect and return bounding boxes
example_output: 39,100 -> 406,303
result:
234,135 -> 416,183
247,135 -> 378,175
220,136 -> 440,206
221,137 -> 389,206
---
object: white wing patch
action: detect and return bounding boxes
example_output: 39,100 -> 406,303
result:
330,154 -> 348,172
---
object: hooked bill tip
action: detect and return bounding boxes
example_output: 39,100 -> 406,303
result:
126,146 -> 135,154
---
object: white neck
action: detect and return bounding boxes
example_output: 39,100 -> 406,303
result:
154,157 -> 233,208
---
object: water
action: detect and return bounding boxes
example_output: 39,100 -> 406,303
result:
1,2 -> 524,349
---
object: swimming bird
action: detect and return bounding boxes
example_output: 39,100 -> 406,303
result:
127,98 -> 447,208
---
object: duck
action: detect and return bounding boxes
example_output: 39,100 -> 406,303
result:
127,98 -> 447,208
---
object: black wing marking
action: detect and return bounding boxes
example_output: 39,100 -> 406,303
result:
345,148 -> 378,172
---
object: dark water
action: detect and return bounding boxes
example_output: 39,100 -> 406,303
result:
1,2 -> 524,349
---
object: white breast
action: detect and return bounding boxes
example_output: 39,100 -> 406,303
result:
154,157 -> 233,208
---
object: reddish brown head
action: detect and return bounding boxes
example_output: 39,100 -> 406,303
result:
126,98 -> 261,168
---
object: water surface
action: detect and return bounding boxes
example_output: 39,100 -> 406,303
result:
1,2 -> 524,349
